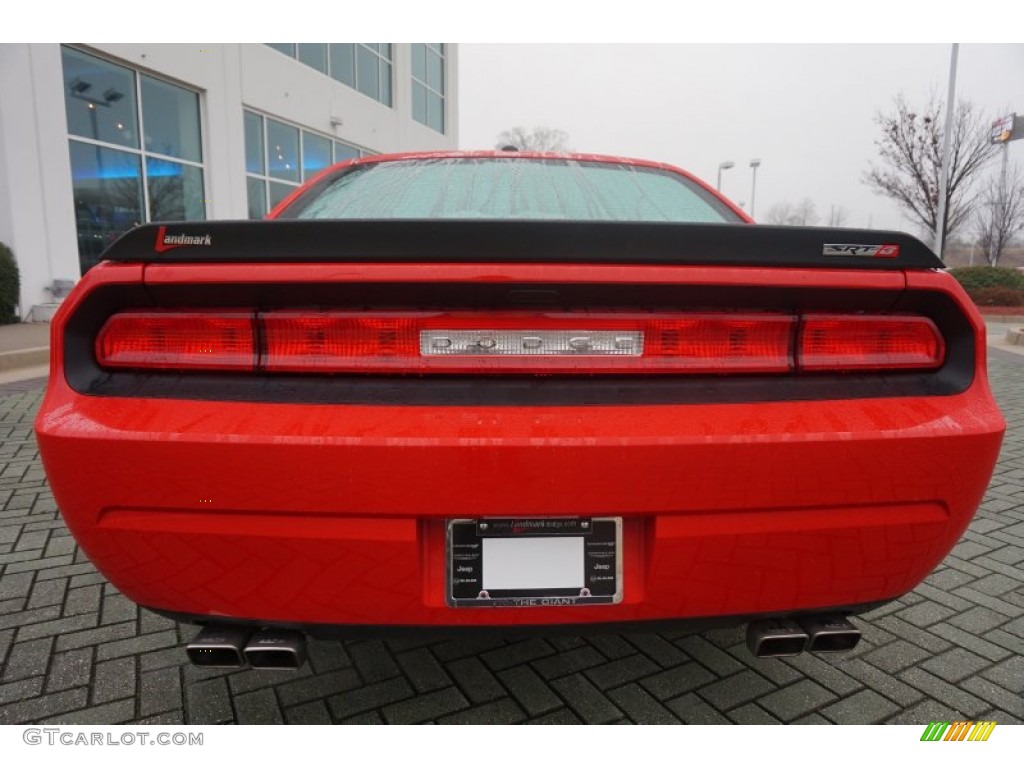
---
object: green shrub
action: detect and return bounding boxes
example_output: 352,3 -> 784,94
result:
0,241 -> 19,324
966,286 -> 1024,307
949,266 -> 1024,291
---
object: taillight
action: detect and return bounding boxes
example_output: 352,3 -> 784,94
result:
95,311 -> 255,371
799,315 -> 944,371
262,312 -> 794,374
262,312 -> 422,373
643,315 -> 793,373
94,310 -> 946,375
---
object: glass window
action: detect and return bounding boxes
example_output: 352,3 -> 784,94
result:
379,59 -> 392,107
68,141 -> 144,272
331,44 -> 392,106
329,44 -> 355,87
146,158 -> 205,221
269,181 -> 295,210
297,43 -> 327,74
284,158 -> 742,224
141,76 -> 202,162
267,43 -> 392,106
412,83 -> 427,125
368,44 -> 392,107
247,176 -> 267,219
334,142 -> 360,162
411,43 -> 426,82
427,91 -> 444,134
356,45 -> 379,100
411,43 -> 446,134
62,47 -> 139,149
62,47 -> 206,275
266,119 -> 300,183
303,133 -> 332,179
245,110 -> 368,220
244,111 -> 264,174
426,50 -> 443,93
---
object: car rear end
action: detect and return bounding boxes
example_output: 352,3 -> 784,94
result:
35,154 -> 1005,663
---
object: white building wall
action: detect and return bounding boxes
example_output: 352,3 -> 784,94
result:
0,44 -> 81,316
0,43 -> 459,317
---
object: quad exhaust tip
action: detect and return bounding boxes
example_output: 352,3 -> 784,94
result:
186,625 -> 252,668
799,615 -> 861,653
243,629 -> 307,670
187,626 -> 308,669
746,614 -> 861,658
746,618 -> 809,658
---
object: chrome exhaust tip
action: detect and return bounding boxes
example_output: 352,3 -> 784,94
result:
745,618 -> 810,658
799,615 -> 861,653
243,629 -> 307,670
186,625 -> 251,668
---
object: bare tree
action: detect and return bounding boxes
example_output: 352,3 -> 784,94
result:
792,198 -> 818,226
864,94 -> 999,257
765,198 -> 818,226
827,204 -> 849,227
764,202 -> 793,226
495,126 -> 572,153
975,163 -> 1024,266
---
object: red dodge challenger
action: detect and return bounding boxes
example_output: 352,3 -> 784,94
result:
35,151 -> 1005,669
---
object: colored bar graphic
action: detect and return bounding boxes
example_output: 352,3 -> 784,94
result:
921,722 -> 950,741
920,721 -> 996,742
969,722 -> 997,741
944,722 -> 970,741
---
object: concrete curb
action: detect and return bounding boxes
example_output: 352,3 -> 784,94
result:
0,346 -> 49,371
980,313 -> 1024,324
1005,328 -> 1024,346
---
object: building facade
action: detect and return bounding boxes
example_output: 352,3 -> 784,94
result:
0,43 -> 458,318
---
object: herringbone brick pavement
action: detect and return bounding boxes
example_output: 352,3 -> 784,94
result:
1,352 -> 1021,724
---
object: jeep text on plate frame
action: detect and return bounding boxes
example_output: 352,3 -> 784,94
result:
446,518 -> 623,607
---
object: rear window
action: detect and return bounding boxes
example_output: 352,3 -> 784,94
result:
279,157 -> 740,223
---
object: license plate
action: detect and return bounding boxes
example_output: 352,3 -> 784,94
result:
447,518 -> 622,607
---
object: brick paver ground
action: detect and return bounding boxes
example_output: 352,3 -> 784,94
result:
1,352 -> 1021,725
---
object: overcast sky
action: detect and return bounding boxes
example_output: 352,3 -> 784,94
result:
458,44 -> 1024,234
8,6 -> 1023,237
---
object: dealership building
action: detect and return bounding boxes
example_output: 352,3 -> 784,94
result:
0,43 -> 458,319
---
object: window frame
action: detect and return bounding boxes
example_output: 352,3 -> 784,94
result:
265,43 -> 394,108
243,108 -> 374,219
411,43 -> 446,134
62,45 -> 208,272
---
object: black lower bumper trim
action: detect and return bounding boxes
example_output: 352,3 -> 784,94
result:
147,599 -> 892,641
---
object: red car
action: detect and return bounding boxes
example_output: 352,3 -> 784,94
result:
35,151 -> 1005,669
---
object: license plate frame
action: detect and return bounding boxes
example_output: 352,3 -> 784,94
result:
446,517 -> 623,608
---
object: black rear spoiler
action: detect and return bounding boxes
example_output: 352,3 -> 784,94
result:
103,220 -> 943,270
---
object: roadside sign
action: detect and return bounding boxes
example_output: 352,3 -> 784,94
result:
991,114 -> 1017,143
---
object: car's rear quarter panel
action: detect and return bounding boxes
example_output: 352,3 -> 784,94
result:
35,261 -> 1005,629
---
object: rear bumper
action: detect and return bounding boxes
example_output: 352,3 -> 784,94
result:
35,261 -> 1005,630
151,600 -> 894,639
36,384 -> 1004,629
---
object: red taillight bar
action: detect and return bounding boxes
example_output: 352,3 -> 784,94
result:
96,311 -> 255,371
799,315 -> 944,372
94,310 -> 945,375
262,312 -> 795,374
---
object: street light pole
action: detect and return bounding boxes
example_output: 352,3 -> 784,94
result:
749,159 -> 761,220
934,43 -> 959,261
717,161 -> 734,192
